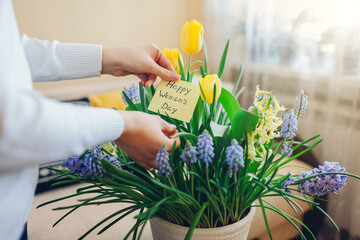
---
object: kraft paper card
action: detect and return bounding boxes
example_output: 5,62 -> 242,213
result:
148,80 -> 200,122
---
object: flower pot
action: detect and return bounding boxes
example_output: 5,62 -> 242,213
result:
150,206 -> 256,240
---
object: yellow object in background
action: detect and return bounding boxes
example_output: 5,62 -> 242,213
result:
162,47 -> 183,73
199,74 -> 221,104
181,19 -> 204,55
88,91 -> 127,110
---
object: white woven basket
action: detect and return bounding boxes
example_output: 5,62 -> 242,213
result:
150,206 -> 255,240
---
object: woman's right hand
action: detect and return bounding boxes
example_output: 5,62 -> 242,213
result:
115,111 -> 180,169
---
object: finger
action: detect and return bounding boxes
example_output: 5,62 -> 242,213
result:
137,73 -> 149,82
171,137 -> 181,149
157,51 -> 176,72
161,120 -> 177,133
145,74 -> 157,87
164,137 -> 180,152
150,62 -> 180,81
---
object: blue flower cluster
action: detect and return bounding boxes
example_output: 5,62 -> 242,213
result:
297,161 -> 348,197
155,145 -> 172,178
197,131 -> 214,167
63,145 -> 121,179
280,111 -> 298,139
122,85 -> 140,106
280,141 -> 293,157
225,140 -> 244,178
294,91 -> 308,118
180,143 -> 198,164
281,173 -> 296,193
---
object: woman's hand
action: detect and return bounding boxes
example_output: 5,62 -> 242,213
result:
115,111 -> 180,169
101,44 -> 180,87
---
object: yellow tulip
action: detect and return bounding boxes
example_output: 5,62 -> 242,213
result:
200,74 -> 222,103
162,47 -> 183,73
181,20 -> 204,54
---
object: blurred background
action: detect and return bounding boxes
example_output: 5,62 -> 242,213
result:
13,0 -> 360,239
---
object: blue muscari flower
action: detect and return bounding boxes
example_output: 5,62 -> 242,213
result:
63,145 -> 121,179
294,91 -> 308,118
63,156 -> 84,175
225,139 -> 244,178
279,111 -> 298,139
122,85 -> 140,106
297,161 -> 348,197
281,173 -> 296,193
281,141 -> 293,157
180,143 -> 198,164
155,145 -> 172,177
197,131 -> 214,167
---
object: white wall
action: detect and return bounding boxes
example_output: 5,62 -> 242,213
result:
13,0 -> 202,100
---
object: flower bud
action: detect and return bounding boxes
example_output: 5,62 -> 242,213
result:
162,47 -> 183,74
181,20 -> 204,54
199,74 -> 222,103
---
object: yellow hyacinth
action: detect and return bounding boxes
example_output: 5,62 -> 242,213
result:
181,20 -> 204,54
162,47 -> 183,74
199,74 -> 222,104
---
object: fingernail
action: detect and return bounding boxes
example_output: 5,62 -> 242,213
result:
172,74 -> 180,80
146,82 -> 152,88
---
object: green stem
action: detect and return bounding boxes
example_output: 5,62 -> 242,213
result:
187,54 -> 192,82
190,164 -> 194,197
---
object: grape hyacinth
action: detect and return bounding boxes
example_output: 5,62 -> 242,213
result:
281,173 -> 296,193
197,131 -> 214,167
297,161 -> 348,197
180,142 -> 198,164
225,139 -> 244,178
155,145 -> 172,177
122,85 -> 140,106
281,141 -> 293,157
63,145 -> 121,179
294,90 -> 308,119
279,111 -> 298,139
63,156 -> 84,175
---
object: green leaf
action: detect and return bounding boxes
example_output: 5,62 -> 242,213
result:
232,64 -> 244,95
209,84 -> 217,120
171,132 -> 198,141
178,55 -> 186,81
259,198 -> 273,240
231,106 -> 260,140
217,39 -> 230,79
138,82 -> 146,112
122,91 -> 138,111
218,88 -> 241,121
203,41 -> 208,74
144,84 -> 154,104
199,65 -> 205,78
191,97 -> 204,135
125,103 -> 142,111
184,202 -> 209,240
136,197 -> 177,240
101,160 -> 154,191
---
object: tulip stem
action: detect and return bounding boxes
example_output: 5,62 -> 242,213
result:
187,54 -> 192,82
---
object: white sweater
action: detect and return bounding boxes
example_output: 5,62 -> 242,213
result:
0,1 -> 125,239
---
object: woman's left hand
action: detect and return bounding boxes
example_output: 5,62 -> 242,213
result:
101,44 -> 180,87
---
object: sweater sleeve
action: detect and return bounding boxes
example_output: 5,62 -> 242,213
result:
0,86 -> 125,173
0,33 -> 124,173
21,34 -> 103,82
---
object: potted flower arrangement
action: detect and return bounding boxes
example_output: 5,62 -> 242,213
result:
40,20 -> 360,240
